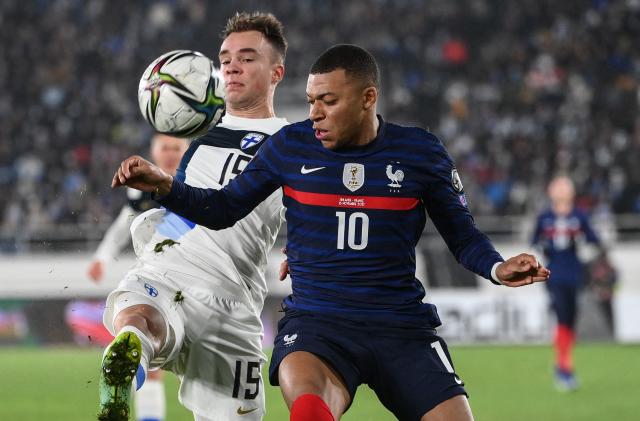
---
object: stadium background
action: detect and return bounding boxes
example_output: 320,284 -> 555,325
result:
1,0 -> 639,420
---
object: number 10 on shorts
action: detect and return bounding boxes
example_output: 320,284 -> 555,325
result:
232,360 -> 260,399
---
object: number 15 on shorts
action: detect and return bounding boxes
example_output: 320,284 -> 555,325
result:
232,360 -> 261,399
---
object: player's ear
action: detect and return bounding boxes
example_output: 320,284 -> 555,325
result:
271,63 -> 285,85
362,86 -> 377,110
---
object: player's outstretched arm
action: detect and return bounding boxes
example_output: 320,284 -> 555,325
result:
495,253 -> 550,287
111,147 -> 281,230
111,155 -> 173,195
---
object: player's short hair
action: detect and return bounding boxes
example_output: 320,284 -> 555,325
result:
310,44 -> 380,89
222,12 -> 287,63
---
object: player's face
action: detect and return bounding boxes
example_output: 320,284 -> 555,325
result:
150,134 -> 187,175
306,69 -> 374,150
219,31 -> 282,111
548,176 -> 575,215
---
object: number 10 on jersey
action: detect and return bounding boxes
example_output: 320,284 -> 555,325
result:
336,211 -> 369,250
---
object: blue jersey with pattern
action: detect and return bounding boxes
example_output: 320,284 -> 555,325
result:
159,117 -> 504,327
531,208 -> 600,286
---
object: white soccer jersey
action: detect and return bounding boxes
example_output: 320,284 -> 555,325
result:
129,115 -> 288,314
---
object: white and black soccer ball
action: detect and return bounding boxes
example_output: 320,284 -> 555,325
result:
138,50 -> 225,138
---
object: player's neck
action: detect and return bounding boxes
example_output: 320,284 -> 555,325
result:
354,113 -> 380,146
227,104 -> 275,119
552,202 -> 573,216
227,94 -> 276,119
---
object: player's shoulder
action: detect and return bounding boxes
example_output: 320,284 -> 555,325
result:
264,120 -> 314,149
571,207 -> 592,221
539,208 -> 554,218
385,121 -> 439,141
384,121 -> 445,150
277,119 -> 313,137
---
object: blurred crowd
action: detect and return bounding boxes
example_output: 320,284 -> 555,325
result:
1,0 -> 639,236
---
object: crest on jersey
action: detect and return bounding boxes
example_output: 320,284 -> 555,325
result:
343,163 -> 365,192
240,132 -> 265,150
386,164 -> 404,188
451,169 -> 463,192
144,282 -> 159,297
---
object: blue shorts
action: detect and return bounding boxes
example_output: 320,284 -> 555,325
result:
269,310 -> 467,421
547,283 -> 579,328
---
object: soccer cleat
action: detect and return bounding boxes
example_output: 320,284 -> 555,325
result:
97,331 -> 143,421
554,366 -> 578,392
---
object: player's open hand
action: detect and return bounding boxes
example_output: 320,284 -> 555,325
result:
495,253 -> 550,287
111,155 -> 173,195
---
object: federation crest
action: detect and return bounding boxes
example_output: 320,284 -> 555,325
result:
451,169 -> 463,192
386,164 -> 404,188
144,282 -> 159,297
240,132 -> 265,150
343,163 -> 365,192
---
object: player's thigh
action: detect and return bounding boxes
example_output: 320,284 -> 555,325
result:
420,395 -> 473,421
279,351 -> 351,416
269,312 -> 361,418
177,295 -> 266,419
548,284 -> 578,327
370,333 -> 468,421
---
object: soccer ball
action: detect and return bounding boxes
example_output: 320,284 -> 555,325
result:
138,50 -> 225,138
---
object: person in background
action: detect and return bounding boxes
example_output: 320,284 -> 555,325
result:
587,250 -> 617,335
531,175 -> 602,391
87,133 -> 187,421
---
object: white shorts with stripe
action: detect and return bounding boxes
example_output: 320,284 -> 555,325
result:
103,267 -> 266,420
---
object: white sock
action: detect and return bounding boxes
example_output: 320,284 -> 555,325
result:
134,378 -> 166,421
118,325 -> 155,389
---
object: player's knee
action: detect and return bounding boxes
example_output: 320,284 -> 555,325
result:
114,304 -> 166,342
290,394 -> 335,421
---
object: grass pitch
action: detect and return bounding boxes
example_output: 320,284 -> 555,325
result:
0,343 -> 637,420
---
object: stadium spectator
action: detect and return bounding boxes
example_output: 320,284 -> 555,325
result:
1,0 -> 640,243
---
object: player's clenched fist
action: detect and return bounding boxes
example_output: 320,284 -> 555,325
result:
495,253 -> 550,287
111,155 -> 174,196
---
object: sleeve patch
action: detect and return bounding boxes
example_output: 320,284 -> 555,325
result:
452,169 -> 464,192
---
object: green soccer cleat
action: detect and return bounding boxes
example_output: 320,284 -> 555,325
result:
97,331 -> 143,421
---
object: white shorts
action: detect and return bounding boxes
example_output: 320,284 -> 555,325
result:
104,269 -> 266,420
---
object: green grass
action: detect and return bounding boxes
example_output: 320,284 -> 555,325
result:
0,344 -> 637,420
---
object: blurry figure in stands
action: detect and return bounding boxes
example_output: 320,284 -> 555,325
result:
88,134 -> 188,282
531,175 -> 602,392
82,133 -> 187,421
587,251 -> 617,334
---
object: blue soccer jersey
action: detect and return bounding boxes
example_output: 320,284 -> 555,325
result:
159,117 -> 504,327
531,208 -> 600,286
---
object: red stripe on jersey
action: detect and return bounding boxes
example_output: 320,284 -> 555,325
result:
283,186 -> 420,210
